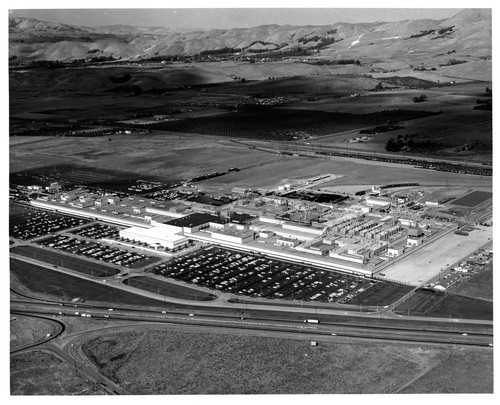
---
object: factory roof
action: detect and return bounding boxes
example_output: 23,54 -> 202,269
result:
228,212 -> 257,224
164,212 -> 226,228
122,226 -> 188,242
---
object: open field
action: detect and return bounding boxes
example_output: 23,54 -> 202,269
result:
9,133 -> 277,180
394,289 -> 493,321
200,154 -> 493,193
346,283 -> 413,307
10,259 -> 162,307
10,64 -> 491,164
451,191 -> 492,207
123,276 -> 218,301
426,295 -> 493,320
11,245 -> 120,277
451,265 -> 493,300
80,326 -> 493,394
395,290 -> 443,315
11,350 -> 104,395
398,346 -> 493,393
10,315 -> 59,352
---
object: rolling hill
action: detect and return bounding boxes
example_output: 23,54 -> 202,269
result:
9,9 -> 491,67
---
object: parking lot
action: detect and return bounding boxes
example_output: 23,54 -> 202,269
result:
38,234 -> 160,269
150,245 -> 377,303
10,208 -> 89,240
11,245 -> 120,277
69,223 -> 121,240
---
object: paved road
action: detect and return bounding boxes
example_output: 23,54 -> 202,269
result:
11,252 -> 494,328
13,303 -> 493,348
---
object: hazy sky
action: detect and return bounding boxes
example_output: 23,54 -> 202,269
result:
8,7 -> 465,29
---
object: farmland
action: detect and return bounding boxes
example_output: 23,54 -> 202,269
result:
133,107 -> 443,141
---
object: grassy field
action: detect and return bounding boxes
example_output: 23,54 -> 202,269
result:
451,191 -> 493,207
10,315 -> 59,352
10,351 -> 104,395
451,266 -> 493,300
11,245 -> 120,277
399,347 -> 493,393
425,295 -> 493,321
346,283 -> 413,307
81,326 -> 493,394
10,258 -> 163,307
123,276 -> 218,301
394,288 -> 493,320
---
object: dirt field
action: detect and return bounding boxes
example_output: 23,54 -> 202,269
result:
200,153 -> 493,193
80,326 -> 493,394
9,133 -> 277,180
10,350 -> 104,395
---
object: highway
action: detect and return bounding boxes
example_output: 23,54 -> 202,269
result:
11,283 -> 493,396
11,300 -> 493,348
10,246 -> 493,396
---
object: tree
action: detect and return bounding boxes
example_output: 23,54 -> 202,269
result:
385,138 -> 401,152
412,94 -> 427,103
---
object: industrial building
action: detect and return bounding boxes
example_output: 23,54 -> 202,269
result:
119,226 -> 190,250
25,181 -> 456,279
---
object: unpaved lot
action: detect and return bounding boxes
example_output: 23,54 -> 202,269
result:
381,226 -> 492,285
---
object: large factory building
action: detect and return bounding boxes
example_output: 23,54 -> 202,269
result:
119,226 -> 189,250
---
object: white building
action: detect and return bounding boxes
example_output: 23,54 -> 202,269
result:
119,226 -> 189,250
276,238 -> 299,247
387,247 -> 403,257
365,196 -> 391,208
